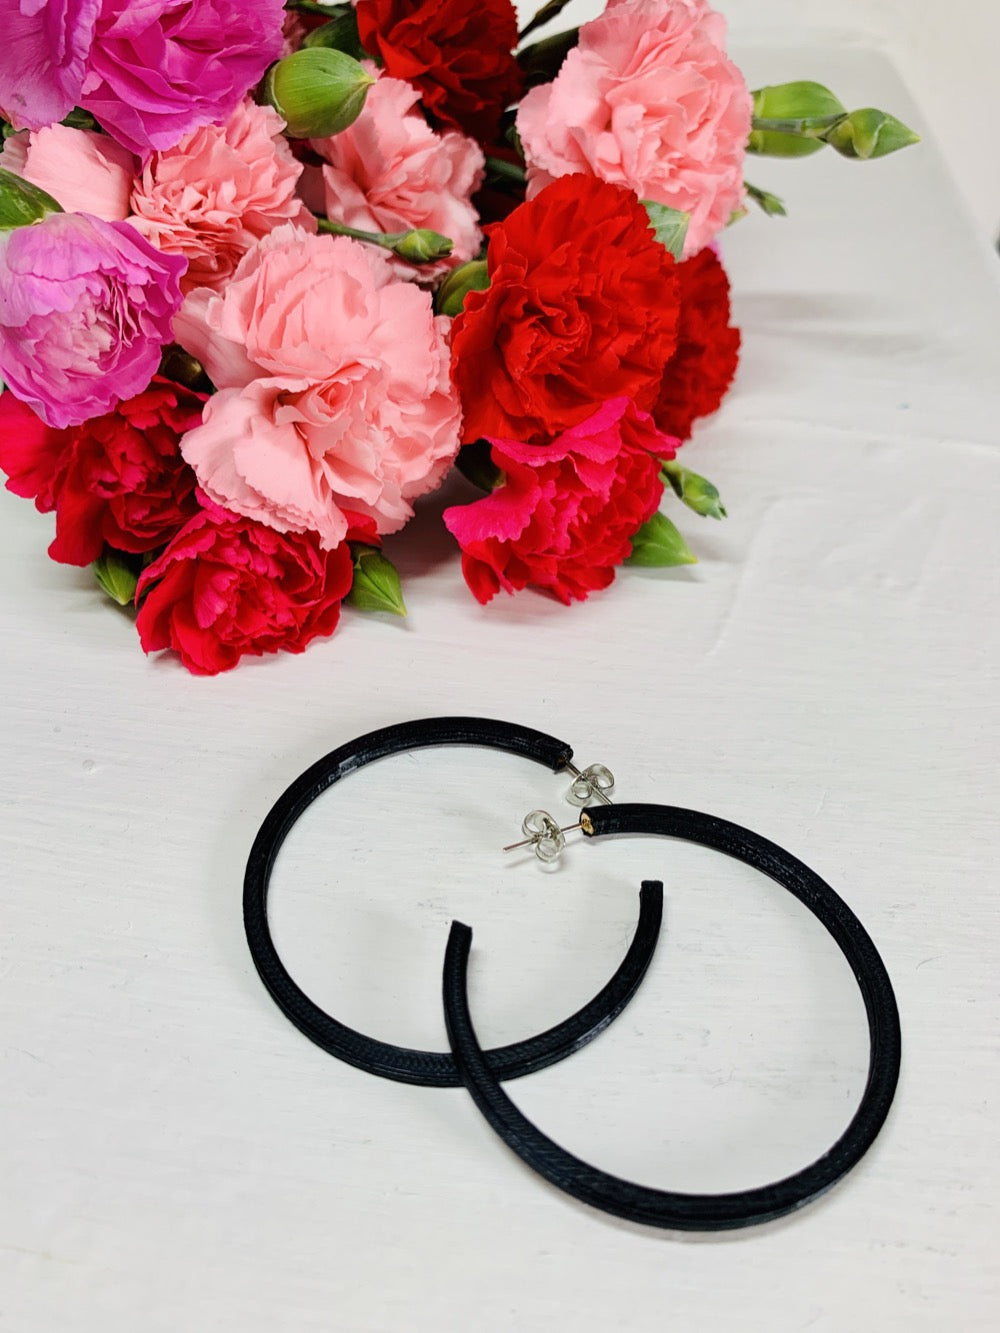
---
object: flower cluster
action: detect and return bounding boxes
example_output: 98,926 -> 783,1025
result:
0,0 -> 916,672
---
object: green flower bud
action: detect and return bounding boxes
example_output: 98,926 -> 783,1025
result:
642,201 -> 690,260
262,48 -> 375,139
625,512 -> 697,568
435,259 -> 490,317
746,130 -> 825,158
822,108 -> 920,160
661,460 -> 727,519
0,166 -> 62,230
751,81 -> 847,128
347,545 -> 407,617
92,549 -> 139,606
391,229 -> 454,264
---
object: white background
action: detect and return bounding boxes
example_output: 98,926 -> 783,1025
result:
2,4 -> 999,1331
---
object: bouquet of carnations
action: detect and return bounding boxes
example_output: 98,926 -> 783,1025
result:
0,0 -> 916,673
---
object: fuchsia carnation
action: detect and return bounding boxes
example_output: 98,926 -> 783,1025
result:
174,224 -> 462,549
444,397 -> 677,604
517,0 -> 751,256
309,72 -> 485,281
130,100 -> 315,294
0,0 -> 286,156
0,0 -> 100,131
0,211 -> 185,429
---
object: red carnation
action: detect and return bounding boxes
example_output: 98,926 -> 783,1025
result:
444,398 -> 673,605
355,0 -> 523,143
0,379 -> 204,566
451,175 -> 681,445
136,503 -> 377,675
653,247 -> 741,440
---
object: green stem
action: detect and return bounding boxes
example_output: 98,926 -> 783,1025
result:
484,155 -> 527,185
750,114 -> 845,138
316,216 -> 395,249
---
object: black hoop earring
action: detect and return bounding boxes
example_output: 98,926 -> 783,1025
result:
443,801 -> 902,1231
244,718 -> 663,1087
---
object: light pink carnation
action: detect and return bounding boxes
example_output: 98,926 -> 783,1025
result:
309,72 -> 485,281
516,0 -> 751,256
174,225 -> 462,548
0,125 -> 136,220
130,101 -> 315,294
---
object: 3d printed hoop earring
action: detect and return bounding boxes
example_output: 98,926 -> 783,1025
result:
244,718 -> 663,1088
443,801 -> 902,1231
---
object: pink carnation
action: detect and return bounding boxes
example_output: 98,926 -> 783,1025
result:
0,124 -> 136,220
173,225 -> 462,548
0,0 -> 99,131
517,0 -> 751,256
130,101 -> 315,294
0,211 -> 185,429
309,72 -> 484,281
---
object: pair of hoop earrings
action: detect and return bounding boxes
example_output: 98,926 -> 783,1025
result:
244,717 -> 901,1232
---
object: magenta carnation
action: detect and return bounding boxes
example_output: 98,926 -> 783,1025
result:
81,0 -> 287,156
0,211 -> 186,429
0,0 -> 100,131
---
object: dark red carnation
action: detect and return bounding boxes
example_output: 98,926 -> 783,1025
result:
135,502 -> 378,675
451,175 -> 681,445
653,247 -> 741,440
355,0 -> 523,143
0,379 -> 204,565
444,398 -> 673,605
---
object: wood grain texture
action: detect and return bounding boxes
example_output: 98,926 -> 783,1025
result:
1,34 -> 998,1333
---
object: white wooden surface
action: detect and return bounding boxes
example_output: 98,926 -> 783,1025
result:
2,24 -> 999,1333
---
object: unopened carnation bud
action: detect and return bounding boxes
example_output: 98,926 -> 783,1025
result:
435,259 -> 490,317
751,81 -> 846,126
391,229 -> 454,264
262,48 -> 375,139
92,548 -> 140,606
0,166 -> 62,230
823,109 -> 920,160
347,545 -> 407,617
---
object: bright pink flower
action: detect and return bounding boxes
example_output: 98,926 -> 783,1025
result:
81,0 -> 286,156
309,72 -> 484,281
0,124 -> 137,220
517,0 -> 751,256
174,224 -> 462,548
130,100 -> 315,294
136,502 -> 377,675
0,211 -> 186,429
444,397 -> 675,604
0,378 -> 203,564
0,0 -> 100,131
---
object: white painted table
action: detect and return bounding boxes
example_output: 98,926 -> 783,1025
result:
2,21 -> 998,1333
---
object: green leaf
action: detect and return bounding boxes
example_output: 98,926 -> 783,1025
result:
744,182 -> 787,217
517,28 -> 579,88
642,201 -> 690,260
822,108 -> 921,160
626,512 -> 698,568
347,545 -> 407,617
455,440 -> 502,493
92,549 -> 139,606
302,10 -> 365,60
661,460 -> 727,519
0,166 -> 62,229
519,0 -> 576,41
